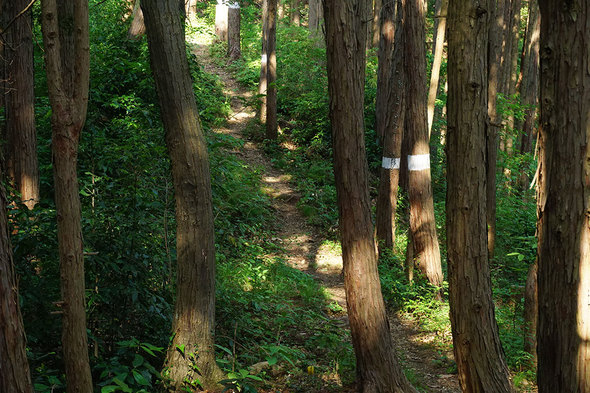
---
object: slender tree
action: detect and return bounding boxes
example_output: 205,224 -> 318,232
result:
265,0 -> 278,140
40,0 -> 93,391
227,2 -> 241,61
324,0 -> 417,391
3,0 -> 40,210
536,0 -> 590,391
375,0 -> 405,250
258,0 -> 268,122
0,176 -> 33,393
426,0 -> 447,136
128,0 -> 146,40
141,0 -> 225,389
403,0 -> 443,292
446,0 -> 514,391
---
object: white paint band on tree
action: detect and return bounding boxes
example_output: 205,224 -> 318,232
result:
407,154 -> 431,171
382,157 -> 401,170
261,54 -> 267,64
228,2 -> 240,8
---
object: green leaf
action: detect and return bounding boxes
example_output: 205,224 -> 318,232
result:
133,354 -> 144,368
101,386 -> 118,393
176,344 -> 185,356
214,344 -> 233,356
132,370 -> 150,386
267,356 -> 278,366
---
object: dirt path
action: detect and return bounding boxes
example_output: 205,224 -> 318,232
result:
190,35 -> 459,393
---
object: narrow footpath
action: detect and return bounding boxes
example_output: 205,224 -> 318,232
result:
190,34 -> 460,393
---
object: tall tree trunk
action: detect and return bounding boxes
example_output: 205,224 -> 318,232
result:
290,0 -> 300,25
227,3 -> 241,60
536,1 -> 590,391
403,0 -> 443,292
426,0 -> 447,136
324,0 -> 418,391
141,0 -> 225,390
308,0 -> 323,38
446,0 -> 514,391
375,0 -> 404,250
40,0 -> 93,391
3,0 -> 40,210
0,180 -> 33,393
258,0 -> 268,122
215,0 -> 228,41
523,261 -> 537,367
128,0 -> 146,40
265,0 -> 278,140
371,0 -> 383,47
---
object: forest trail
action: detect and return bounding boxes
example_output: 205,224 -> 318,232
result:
189,34 -> 460,393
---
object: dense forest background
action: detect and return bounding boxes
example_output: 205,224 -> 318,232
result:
0,0 -> 575,391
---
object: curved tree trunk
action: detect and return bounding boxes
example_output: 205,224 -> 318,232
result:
323,0 -> 418,391
403,0 -> 443,292
446,0 -> 514,391
40,0 -> 93,391
0,181 -> 33,393
141,0 -> 225,390
3,0 -> 39,210
536,1 -> 590,391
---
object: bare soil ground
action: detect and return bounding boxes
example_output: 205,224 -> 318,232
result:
190,37 -> 460,393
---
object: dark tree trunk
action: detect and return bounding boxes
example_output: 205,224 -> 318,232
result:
128,0 -> 146,40
40,0 -> 93,391
0,180 -> 33,393
227,3 -> 241,60
3,0 -> 40,210
371,0 -> 382,47
523,261 -> 537,367
323,0 -> 418,391
375,0 -> 404,250
536,0 -> 590,391
258,0 -> 268,122
141,0 -> 224,390
446,0 -> 514,391
403,0 -> 443,292
265,0 -> 278,140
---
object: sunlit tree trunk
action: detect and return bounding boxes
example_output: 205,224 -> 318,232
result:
215,0 -> 228,41
324,0 -> 418,391
128,0 -> 146,40
0,179 -> 33,393
403,0 -> 443,292
40,0 -> 93,391
227,3 -> 241,60
265,0 -> 278,140
375,0 -> 404,250
446,0 -> 514,391
141,0 -> 225,389
258,0 -> 268,122
3,0 -> 39,210
536,1 -> 590,391
426,0 -> 447,136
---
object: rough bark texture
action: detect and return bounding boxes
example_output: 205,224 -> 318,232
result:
3,0 -> 40,210
323,1 -> 417,392
258,0 -> 268,122
536,0 -> 590,391
446,0 -> 514,391
265,0 -> 278,140
0,181 -> 33,393
403,0 -> 443,291
371,0 -> 383,47
227,4 -> 241,60
141,1 -> 224,390
308,0 -> 323,37
215,0 -> 228,41
128,0 -> 146,40
40,0 -> 93,391
426,0 -> 447,135
375,0 -> 404,250
523,261 -> 537,367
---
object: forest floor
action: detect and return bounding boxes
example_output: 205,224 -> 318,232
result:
190,34 -> 460,393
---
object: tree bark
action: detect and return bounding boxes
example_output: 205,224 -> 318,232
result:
40,0 -> 93,391
128,0 -> 146,40
324,1 -> 418,392
227,3 -> 241,61
403,0 -> 443,292
265,0 -> 278,140
446,0 -> 514,391
0,180 -> 33,393
426,0 -> 447,136
3,0 -> 40,210
308,0 -> 323,38
375,0 -> 404,250
536,1 -> 590,391
215,0 -> 228,41
371,0 -> 383,47
523,261 -> 537,367
141,0 -> 225,390
258,0 -> 268,122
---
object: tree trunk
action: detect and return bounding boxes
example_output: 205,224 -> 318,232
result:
523,261 -> 537,367
141,0 -> 225,390
258,0 -> 268,122
371,0 -> 383,47
375,0 -> 404,250
3,0 -> 40,210
40,1 -> 93,392
185,0 -> 197,16
128,0 -> 146,40
536,1 -> 590,391
446,0 -> 514,391
308,0 -> 323,38
215,0 -> 228,41
290,0 -> 300,25
265,0 -> 278,140
324,0 -> 418,391
0,181 -> 33,393
426,0 -> 447,135
403,0 -> 443,292
227,3 -> 241,61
